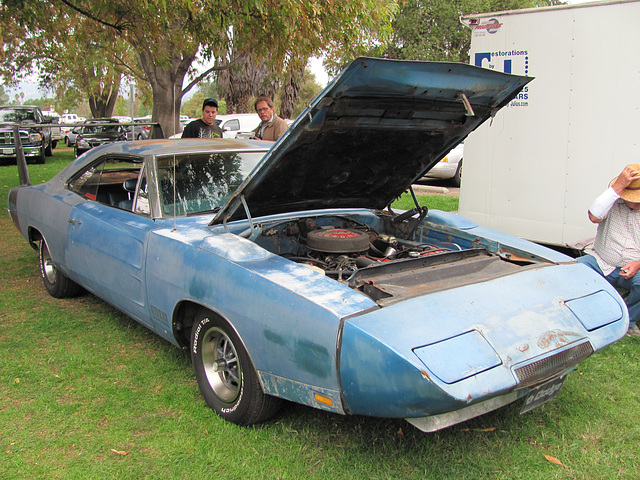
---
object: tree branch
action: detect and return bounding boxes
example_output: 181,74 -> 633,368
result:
57,0 -> 125,32
181,56 -> 246,96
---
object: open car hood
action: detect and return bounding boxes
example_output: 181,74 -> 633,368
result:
213,57 -> 531,224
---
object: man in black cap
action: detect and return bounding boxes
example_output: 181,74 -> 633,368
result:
181,98 -> 223,138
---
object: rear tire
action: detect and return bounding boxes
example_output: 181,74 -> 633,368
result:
191,309 -> 282,426
452,159 -> 462,187
39,238 -> 81,298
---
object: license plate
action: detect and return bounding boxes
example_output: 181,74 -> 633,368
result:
2,148 -> 14,155
520,375 -> 566,414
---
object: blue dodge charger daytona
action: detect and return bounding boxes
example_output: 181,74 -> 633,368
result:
7,58 -> 628,432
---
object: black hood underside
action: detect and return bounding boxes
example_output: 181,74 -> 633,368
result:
214,58 -> 531,224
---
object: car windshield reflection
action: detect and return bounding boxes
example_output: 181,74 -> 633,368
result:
156,151 -> 263,217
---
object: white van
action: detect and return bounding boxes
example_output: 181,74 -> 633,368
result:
61,113 -> 78,123
216,113 -> 261,139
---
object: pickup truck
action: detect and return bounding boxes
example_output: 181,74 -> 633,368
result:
42,111 -> 63,149
0,105 -> 53,164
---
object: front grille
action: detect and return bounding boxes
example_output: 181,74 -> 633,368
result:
1,130 -> 29,145
514,341 -> 594,388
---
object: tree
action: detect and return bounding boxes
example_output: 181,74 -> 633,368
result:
290,68 -> 323,119
0,3 -> 129,118
279,61 -> 306,119
383,0 -> 561,63
0,0 -> 398,137
216,51 -> 278,114
0,85 -> 9,104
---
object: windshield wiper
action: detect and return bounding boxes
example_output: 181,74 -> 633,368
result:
187,207 -> 221,217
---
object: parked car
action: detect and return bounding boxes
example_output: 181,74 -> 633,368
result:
424,143 -> 463,187
73,118 -> 127,157
124,119 -> 151,141
217,113 -> 261,138
64,124 -> 82,146
61,113 -> 81,123
7,58 -> 628,432
61,113 -> 84,143
0,105 -> 53,164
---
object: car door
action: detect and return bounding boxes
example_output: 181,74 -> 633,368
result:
66,155 -> 157,329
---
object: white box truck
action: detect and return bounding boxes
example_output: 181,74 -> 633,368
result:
459,0 -> 640,249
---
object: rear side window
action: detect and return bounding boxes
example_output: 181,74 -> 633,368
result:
68,157 -> 148,214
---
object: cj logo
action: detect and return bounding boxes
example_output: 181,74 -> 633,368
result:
475,52 -> 513,74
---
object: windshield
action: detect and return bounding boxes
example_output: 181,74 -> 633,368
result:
0,108 -> 36,123
156,151 -> 264,217
83,123 -> 120,134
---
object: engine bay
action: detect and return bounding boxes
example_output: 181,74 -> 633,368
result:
256,213 -> 544,306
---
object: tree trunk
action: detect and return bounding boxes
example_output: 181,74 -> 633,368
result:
280,63 -> 305,119
137,47 -> 196,138
88,75 -> 121,118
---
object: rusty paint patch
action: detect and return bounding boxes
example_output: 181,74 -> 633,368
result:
420,369 -> 431,380
537,330 -> 579,349
518,344 -> 529,352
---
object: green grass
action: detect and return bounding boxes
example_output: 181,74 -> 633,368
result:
1,148 -> 639,479
392,191 -> 459,212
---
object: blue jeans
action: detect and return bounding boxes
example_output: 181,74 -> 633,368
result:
578,254 -> 640,328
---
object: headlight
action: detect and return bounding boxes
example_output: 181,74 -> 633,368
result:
28,132 -> 42,142
565,290 -> 623,331
413,330 -> 501,384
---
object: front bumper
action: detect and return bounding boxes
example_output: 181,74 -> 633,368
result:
0,145 -> 42,158
339,262 -> 627,419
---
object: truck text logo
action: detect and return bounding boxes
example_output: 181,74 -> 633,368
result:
475,18 -> 502,34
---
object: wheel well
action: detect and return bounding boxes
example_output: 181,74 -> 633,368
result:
27,227 -> 43,252
172,302 -> 245,353
172,301 -> 230,349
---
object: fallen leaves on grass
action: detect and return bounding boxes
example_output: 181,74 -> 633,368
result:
544,454 -> 566,467
111,449 -> 129,456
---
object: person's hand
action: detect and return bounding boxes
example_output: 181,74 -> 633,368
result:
620,261 -> 640,279
611,165 -> 640,195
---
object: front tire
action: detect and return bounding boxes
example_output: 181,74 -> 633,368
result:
35,147 -> 46,164
191,310 -> 281,426
39,238 -> 81,298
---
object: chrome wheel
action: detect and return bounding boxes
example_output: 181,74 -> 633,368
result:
40,240 -> 57,285
201,326 -> 241,403
191,310 -> 282,425
39,237 -> 81,298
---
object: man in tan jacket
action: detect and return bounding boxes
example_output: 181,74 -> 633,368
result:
253,96 -> 288,141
